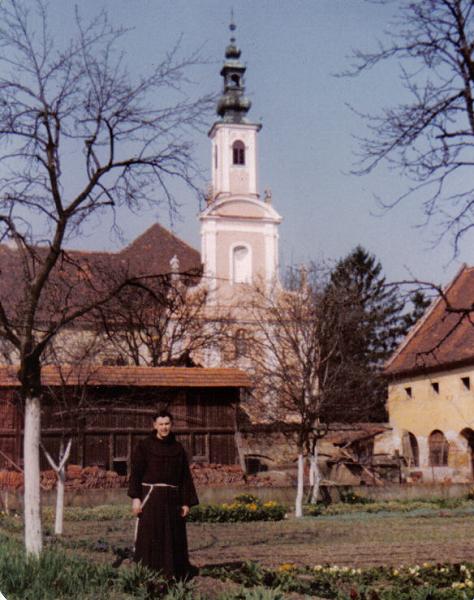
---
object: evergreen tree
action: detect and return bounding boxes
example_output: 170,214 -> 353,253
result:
323,246 -> 405,422
401,291 -> 431,333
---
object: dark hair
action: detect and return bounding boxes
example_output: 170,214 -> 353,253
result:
153,409 -> 173,422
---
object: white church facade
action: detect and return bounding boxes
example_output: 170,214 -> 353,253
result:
199,23 -> 282,307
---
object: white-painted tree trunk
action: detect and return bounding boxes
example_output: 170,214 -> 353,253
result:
42,438 -> 72,536
55,468 -> 65,535
23,395 -> 43,556
295,453 -> 305,518
309,441 -> 321,504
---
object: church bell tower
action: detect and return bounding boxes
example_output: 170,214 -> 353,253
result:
200,21 -> 282,303
209,21 -> 260,200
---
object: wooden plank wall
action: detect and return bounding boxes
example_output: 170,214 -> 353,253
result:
0,386 -> 239,472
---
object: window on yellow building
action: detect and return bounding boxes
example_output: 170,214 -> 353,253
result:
404,386 -> 412,398
429,430 -> 449,467
462,376 -> 471,391
431,382 -> 439,394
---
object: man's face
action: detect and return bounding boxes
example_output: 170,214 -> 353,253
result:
154,416 -> 172,439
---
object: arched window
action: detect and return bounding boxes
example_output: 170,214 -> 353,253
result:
231,74 -> 241,87
232,140 -> 245,165
232,245 -> 251,283
429,430 -> 449,466
402,431 -> 419,467
461,428 -> 474,478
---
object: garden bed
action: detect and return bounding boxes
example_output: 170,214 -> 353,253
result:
3,498 -> 474,597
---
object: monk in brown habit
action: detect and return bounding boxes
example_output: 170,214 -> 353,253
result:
128,410 -> 198,579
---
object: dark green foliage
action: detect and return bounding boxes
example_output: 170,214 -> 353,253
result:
0,532 -> 166,599
188,496 -> 286,523
400,291 -> 431,333
322,246 -> 405,422
339,490 -> 373,505
0,535 -> 115,599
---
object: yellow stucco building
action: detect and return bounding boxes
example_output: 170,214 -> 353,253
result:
383,266 -> 474,482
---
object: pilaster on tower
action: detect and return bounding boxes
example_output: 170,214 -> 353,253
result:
209,20 -> 261,201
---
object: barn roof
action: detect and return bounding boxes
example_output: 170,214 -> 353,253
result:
385,265 -> 474,378
0,365 -> 251,388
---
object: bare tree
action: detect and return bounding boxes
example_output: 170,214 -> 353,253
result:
95,266 -> 230,367
39,337 -> 104,536
348,0 -> 474,254
0,0 -> 213,554
243,269 -> 346,517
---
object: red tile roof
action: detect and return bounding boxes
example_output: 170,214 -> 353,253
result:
0,365 -> 251,388
385,265 -> 474,377
118,224 -> 201,276
0,224 -> 202,320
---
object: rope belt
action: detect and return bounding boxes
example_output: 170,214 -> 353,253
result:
133,483 -> 178,549
141,482 -> 177,511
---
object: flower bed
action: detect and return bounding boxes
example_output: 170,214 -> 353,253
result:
203,560 -> 474,599
188,494 -> 287,523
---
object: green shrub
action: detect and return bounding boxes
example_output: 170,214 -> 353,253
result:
0,534 -> 179,599
0,538 -> 117,599
339,490 -> 372,505
189,496 -> 286,523
304,496 -> 474,518
117,561 -> 166,597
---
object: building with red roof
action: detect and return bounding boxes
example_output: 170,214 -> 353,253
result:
384,265 -> 474,482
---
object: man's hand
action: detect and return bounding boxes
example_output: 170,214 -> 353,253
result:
181,505 -> 190,518
132,498 -> 142,516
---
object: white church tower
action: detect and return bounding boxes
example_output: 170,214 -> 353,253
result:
200,21 -> 282,304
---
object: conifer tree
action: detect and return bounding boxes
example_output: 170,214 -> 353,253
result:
323,246 -> 404,422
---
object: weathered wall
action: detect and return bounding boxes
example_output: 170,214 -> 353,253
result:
387,365 -> 474,482
3,482 -> 473,511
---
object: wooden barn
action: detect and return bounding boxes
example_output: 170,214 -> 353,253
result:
0,365 -> 251,474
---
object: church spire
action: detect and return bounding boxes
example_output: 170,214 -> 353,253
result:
216,18 -> 252,123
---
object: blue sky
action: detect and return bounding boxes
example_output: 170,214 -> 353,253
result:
32,1 -> 474,286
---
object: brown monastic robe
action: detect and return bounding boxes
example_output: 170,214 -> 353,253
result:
128,432 -> 198,579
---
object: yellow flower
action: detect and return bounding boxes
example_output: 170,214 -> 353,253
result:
452,582 -> 465,589
278,563 -> 296,572
248,503 -> 258,511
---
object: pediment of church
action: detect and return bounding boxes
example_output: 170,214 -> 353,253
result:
201,196 -> 282,223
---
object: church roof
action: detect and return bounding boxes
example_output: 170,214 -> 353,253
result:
118,223 -> 201,276
385,265 -> 474,378
0,224 -> 201,320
